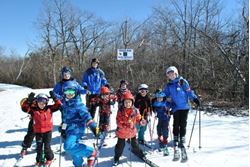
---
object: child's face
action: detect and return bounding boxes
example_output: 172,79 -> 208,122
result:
120,83 -> 127,89
124,99 -> 133,108
63,72 -> 71,80
157,97 -> 163,102
38,101 -> 46,109
167,71 -> 177,80
139,89 -> 148,97
101,94 -> 109,100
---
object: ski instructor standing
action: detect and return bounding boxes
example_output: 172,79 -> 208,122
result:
163,66 -> 200,162
82,58 -> 108,119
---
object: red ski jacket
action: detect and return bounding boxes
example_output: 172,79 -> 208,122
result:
90,94 -> 117,116
115,107 -> 141,139
21,99 -> 62,133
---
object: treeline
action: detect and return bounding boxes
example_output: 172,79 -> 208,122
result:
0,0 -> 248,107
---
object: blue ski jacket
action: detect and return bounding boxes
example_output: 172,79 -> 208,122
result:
152,101 -> 169,121
82,67 -> 107,95
62,98 -> 92,136
163,76 -> 197,112
53,79 -> 86,102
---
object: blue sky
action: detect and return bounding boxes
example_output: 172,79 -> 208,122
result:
0,0 -> 242,56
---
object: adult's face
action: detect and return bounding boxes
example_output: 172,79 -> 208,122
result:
91,62 -> 98,68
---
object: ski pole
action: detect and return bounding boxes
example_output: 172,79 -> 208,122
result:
59,134 -> 62,167
187,108 -> 198,148
198,106 -> 201,149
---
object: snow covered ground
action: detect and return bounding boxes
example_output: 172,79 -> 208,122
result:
0,83 -> 249,167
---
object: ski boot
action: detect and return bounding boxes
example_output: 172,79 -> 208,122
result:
180,147 -> 188,163
112,157 -> 119,166
87,149 -> 97,167
173,147 -> 180,161
20,148 -> 27,157
163,147 -> 169,156
44,159 -> 53,167
112,160 -> 119,166
34,162 -> 42,167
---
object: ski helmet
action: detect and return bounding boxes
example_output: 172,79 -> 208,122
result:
138,84 -> 149,91
62,81 -> 78,96
166,66 -> 178,75
36,93 -> 49,104
155,91 -> 166,98
101,86 -> 110,94
123,92 -> 134,102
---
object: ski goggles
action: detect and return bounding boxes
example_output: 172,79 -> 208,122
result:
139,89 -> 148,93
36,97 -> 48,104
64,89 -> 76,96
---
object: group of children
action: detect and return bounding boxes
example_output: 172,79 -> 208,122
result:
18,61 -> 200,167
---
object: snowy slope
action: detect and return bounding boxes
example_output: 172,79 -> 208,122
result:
0,84 -> 249,167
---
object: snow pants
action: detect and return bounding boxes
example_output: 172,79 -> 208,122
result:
35,131 -> 54,163
173,109 -> 189,147
136,124 -> 147,141
157,119 -> 169,140
22,119 -> 35,149
114,136 -> 144,161
99,113 -> 110,132
64,134 -> 94,167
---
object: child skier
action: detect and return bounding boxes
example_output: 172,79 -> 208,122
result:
90,86 -> 117,144
116,80 -> 131,108
61,81 -> 99,167
163,66 -> 200,162
113,92 -> 145,166
152,91 -> 170,156
134,84 -> 151,144
19,92 -> 36,157
21,91 -> 62,167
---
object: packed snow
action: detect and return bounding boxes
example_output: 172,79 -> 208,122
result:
0,83 -> 248,167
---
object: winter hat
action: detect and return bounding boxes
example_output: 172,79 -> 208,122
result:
91,58 -> 100,65
166,66 -> 178,75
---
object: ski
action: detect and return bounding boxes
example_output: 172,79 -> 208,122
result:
13,156 -> 23,167
141,156 -> 159,167
139,141 -> 154,149
131,151 -> 159,167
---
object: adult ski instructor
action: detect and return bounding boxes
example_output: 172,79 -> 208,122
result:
163,66 -> 200,162
82,58 -> 109,119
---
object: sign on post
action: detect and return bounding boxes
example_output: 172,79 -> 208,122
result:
117,49 -> 134,60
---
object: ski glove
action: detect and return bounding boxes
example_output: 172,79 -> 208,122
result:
27,92 -> 35,104
193,98 -> 200,107
49,91 -> 57,101
58,126 -> 66,139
